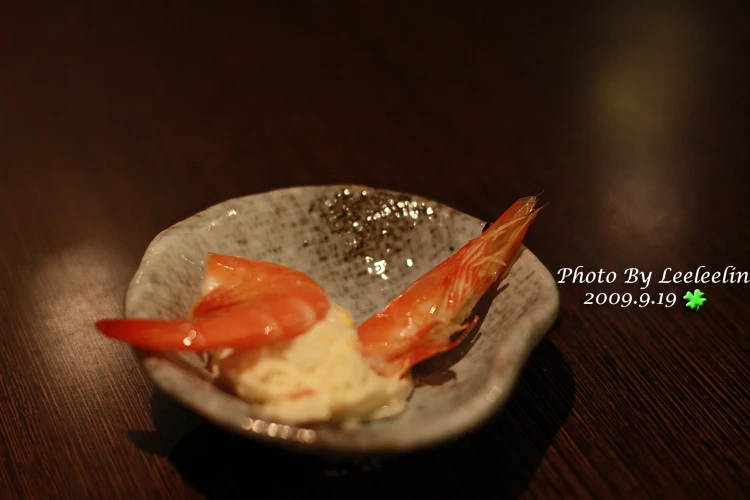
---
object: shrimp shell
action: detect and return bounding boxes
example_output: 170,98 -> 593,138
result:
95,253 -> 330,351
357,196 -> 540,377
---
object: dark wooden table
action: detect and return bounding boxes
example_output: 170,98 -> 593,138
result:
2,3 -> 748,499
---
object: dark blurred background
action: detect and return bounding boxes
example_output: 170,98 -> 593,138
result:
1,2 -> 748,499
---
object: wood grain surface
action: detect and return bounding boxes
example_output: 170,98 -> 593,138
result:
1,2 -> 748,499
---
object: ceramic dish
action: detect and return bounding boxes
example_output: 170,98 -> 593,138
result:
125,185 -> 559,454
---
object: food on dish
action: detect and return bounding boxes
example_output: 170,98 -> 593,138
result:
208,303 -> 413,425
358,196 -> 539,378
95,196 -> 539,426
96,254 -> 330,351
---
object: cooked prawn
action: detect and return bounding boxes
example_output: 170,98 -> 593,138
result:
95,253 -> 330,351
357,196 -> 540,378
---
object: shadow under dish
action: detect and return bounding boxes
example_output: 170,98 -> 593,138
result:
160,336 -> 574,500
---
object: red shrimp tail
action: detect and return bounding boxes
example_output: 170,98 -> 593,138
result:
204,252 -> 299,281
189,284 -> 245,318
96,309 -> 307,352
378,316 -> 480,378
192,253 -> 327,319
95,318 -> 203,351
191,253 -> 276,318
204,252 -> 262,280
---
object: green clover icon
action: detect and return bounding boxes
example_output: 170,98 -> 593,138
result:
684,289 -> 707,311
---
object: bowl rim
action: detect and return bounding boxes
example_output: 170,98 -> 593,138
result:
125,184 -> 560,453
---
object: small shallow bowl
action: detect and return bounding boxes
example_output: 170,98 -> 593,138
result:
125,185 -> 559,455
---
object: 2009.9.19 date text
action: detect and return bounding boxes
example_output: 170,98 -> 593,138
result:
584,292 -> 677,307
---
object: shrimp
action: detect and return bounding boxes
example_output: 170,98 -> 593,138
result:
95,253 -> 330,351
357,196 -> 540,378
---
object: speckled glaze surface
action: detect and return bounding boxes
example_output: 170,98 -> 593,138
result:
125,185 -> 559,454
